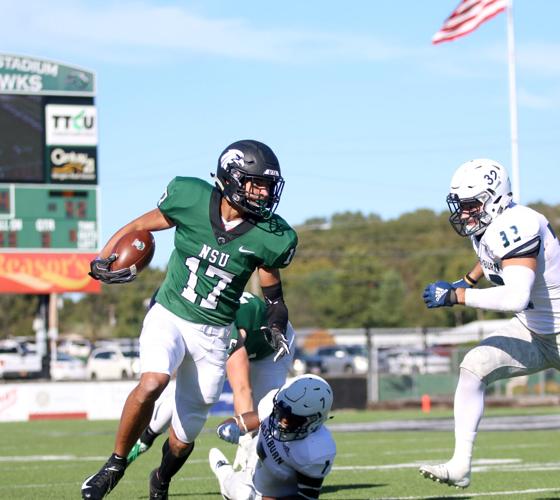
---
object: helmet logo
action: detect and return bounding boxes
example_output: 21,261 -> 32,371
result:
264,169 -> 279,176
220,149 -> 244,170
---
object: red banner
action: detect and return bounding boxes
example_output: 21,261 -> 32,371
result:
0,253 -> 100,293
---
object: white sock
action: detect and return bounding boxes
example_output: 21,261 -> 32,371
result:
448,368 -> 485,473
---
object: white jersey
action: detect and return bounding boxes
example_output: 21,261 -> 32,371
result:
472,204 -> 560,334
251,390 -> 336,498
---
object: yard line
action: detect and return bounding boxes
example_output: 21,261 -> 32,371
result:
383,487 -> 560,499
0,454 -> 209,464
334,458 -> 519,471
382,442 -> 550,455
0,475 -> 213,490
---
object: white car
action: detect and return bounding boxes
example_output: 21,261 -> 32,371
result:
57,339 -> 92,360
86,347 -> 140,380
50,352 -> 87,381
314,345 -> 369,375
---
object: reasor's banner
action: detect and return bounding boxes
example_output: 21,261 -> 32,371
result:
0,252 -> 100,293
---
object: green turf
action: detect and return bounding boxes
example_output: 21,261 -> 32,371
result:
0,408 -> 559,499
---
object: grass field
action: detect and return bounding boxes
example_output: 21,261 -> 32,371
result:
1,407 -> 559,499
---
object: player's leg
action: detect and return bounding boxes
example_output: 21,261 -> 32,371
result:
128,381 -> 175,464
209,446 -> 258,500
420,317 -> 548,488
81,305 -> 185,499
149,322 -> 229,497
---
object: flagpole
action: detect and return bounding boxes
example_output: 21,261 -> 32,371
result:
506,0 -> 520,202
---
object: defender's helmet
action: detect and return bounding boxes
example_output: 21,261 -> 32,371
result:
447,158 -> 513,237
214,140 -> 284,219
269,374 -> 333,442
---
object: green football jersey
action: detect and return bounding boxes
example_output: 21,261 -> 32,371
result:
230,292 -> 275,361
155,177 -> 297,326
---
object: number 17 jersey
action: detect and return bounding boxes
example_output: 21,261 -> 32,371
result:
155,177 -> 298,326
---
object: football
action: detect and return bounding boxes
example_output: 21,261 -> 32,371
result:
110,229 -> 155,274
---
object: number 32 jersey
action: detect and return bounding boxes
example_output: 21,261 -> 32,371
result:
472,204 -> 560,334
155,177 -> 298,326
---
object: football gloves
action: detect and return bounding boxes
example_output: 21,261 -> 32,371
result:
89,255 -> 137,284
422,281 -> 458,308
217,421 -> 242,444
261,326 -> 290,362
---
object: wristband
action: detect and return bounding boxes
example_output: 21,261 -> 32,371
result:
464,272 -> 478,287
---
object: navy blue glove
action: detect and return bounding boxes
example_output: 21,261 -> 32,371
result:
451,278 -> 472,289
452,273 -> 477,289
423,281 -> 458,308
217,421 -> 242,444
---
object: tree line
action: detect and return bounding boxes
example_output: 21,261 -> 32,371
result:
2,202 -> 559,339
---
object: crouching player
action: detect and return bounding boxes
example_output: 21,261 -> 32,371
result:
209,374 -> 336,500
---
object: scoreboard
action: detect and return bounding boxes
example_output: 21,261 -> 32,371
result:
0,185 -> 97,250
0,54 -> 100,293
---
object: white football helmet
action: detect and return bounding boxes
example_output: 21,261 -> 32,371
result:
269,374 -> 333,441
447,158 -> 513,237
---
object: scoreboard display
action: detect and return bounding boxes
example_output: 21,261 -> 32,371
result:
0,184 -> 98,250
0,54 -> 100,293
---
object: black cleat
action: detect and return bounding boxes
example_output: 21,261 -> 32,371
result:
81,459 -> 125,499
149,468 -> 169,500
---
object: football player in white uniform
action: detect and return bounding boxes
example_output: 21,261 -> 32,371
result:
209,374 -> 336,500
420,159 -> 560,489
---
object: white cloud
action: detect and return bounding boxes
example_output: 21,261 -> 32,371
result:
517,43 -> 560,76
518,88 -> 560,110
1,0 -> 408,64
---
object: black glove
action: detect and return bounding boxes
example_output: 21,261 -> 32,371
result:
89,255 -> 137,284
261,326 -> 290,362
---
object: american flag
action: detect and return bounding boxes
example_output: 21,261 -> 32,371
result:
432,0 -> 507,44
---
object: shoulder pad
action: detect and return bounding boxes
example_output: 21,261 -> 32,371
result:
485,206 -> 541,260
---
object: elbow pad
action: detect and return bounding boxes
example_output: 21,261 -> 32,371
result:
465,265 -> 535,312
262,282 -> 288,333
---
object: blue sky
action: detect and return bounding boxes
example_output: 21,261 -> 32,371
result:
2,0 -> 559,268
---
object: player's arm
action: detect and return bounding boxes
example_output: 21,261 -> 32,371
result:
90,209 -> 174,284
259,267 -> 290,361
215,410 -> 260,444
98,208 -> 174,259
226,329 -> 254,415
454,261 -> 484,288
456,256 -> 537,311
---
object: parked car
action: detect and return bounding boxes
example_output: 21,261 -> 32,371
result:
86,347 -> 140,380
378,348 -> 451,375
0,339 -> 42,379
291,347 -> 324,376
314,345 -> 368,375
50,352 -> 87,381
57,338 -> 92,360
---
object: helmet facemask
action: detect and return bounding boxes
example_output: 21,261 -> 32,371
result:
447,191 -> 492,237
269,398 -> 320,442
226,167 -> 284,219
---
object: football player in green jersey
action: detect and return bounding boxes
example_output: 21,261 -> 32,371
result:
126,292 -> 295,470
82,140 -> 297,500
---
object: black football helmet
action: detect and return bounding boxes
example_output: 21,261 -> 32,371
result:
214,139 -> 284,219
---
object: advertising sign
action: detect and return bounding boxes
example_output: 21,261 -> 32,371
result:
0,252 -> 100,293
47,146 -> 97,183
45,104 -> 97,146
0,54 -> 95,96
